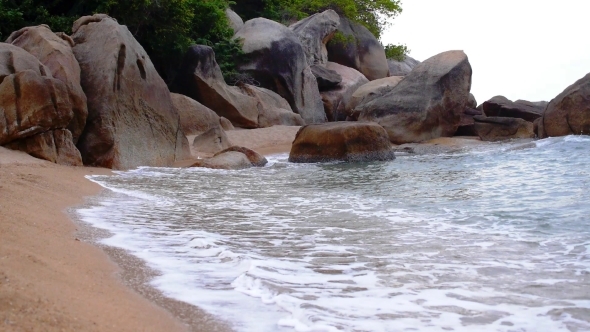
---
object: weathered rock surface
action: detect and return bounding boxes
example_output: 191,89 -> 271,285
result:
192,127 -> 231,154
171,45 -> 259,128
474,116 -> 534,141
226,8 -> 244,33
190,151 -> 253,170
234,18 -> 326,124
347,76 -> 404,117
238,84 -> 305,127
289,122 -> 395,163
0,44 -> 73,147
483,95 -> 544,122
171,93 -> 220,135
387,56 -> 420,77
72,14 -> 188,169
320,62 -> 368,121
540,73 -> 590,137
4,129 -> 82,166
289,9 -> 340,66
213,146 -> 267,167
467,93 -> 477,109
219,117 -> 235,131
7,25 -> 88,143
357,50 -> 472,144
455,107 -> 484,136
311,64 -> 342,90
326,16 -> 388,81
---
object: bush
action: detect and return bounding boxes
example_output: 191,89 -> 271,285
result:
384,44 -> 409,62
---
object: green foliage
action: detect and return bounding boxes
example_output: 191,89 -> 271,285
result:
384,44 -> 409,62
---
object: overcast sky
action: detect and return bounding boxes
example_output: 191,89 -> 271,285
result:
381,0 -> 590,104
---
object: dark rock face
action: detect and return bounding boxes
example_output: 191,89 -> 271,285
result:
467,93 -> 477,109
7,25 -> 88,143
234,18 -> 326,124
326,16 -> 389,81
192,127 -> 231,154
289,122 -> 395,163
474,116 -> 534,141
357,50 -> 472,144
171,93 -> 220,135
72,14 -> 188,169
320,62 -> 368,121
289,9 -> 340,66
540,73 -> 590,138
483,96 -> 544,122
311,64 -> 342,90
4,129 -> 82,166
455,108 -> 484,136
387,56 -> 420,77
171,45 -> 259,128
213,146 -> 267,167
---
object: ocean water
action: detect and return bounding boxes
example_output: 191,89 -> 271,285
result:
77,136 -> 590,332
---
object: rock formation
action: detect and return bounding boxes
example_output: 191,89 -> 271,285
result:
289,9 -> 340,66
192,127 -> 231,154
482,95 -> 544,122
320,62 -> 368,121
238,85 -> 305,127
387,56 -> 420,77
234,18 -> 326,124
357,50 -> 472,144
171,93 -> 222,135
226,8 -> 244,33
347,76 -> 404,118
72,14 -> 188,169
474,116 -> 535,141
289,122 -> 395,163
326,16 -> 389,81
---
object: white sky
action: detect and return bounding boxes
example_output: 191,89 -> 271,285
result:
381,0 -> 590,104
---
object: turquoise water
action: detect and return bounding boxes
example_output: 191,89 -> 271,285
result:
78,136 -> 590,331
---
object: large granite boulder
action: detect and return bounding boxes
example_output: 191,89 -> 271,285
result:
213,146 -> 267,167
190,151 -> 253,170
171,93 -> 221,135
289,122 -> 395,163
387,55 -> 420,77
6,25 -> 88,143
540,73 -> 590,137
238,84 -> 305,127
225,8 -> 244,33
474,116 -> 534,141
326,16 -> 388,81
171,45 -> 259,128
467,93 -> 477,109
357,50 -> 472,144
289,9 -> 340,66
310,64 -> 342,90
455,107 -> 485,136
4,129 -> 82,166
482,95 -> 544,122
72,14 -> 188,169
234,18 -> 326,124
320,62 -> 368,121
192,126 -> 231,154
347,76 -> 404,118
0,44 -> 73,146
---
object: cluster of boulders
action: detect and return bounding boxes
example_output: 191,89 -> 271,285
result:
3,8 -> 589,168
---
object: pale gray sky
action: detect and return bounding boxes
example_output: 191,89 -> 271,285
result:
381,0 -> 590,104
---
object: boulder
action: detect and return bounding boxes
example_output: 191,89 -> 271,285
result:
213,146 -> 267,167
219,117 -> 235,131
192,127 -> 231,154
320,62 -> 369,121
238,84 -> 305,127
310,64 -> 342,90
171,93 -> 220,135
326,16 -> 389,81
357,50 -> 472,144
0,44 -> 73,146
225,8 -> 244,33
467,93 -> 477,109
6,25 -> 88,143
190,151 -> 253,170
482,95 -> 544,122
289,9 -> 340,66
289,122 -> 395,163
171,45 -> 259,128
4,129 -> 82,166
455,108 -> 484,136
539,73 -> 590,137
234,18 -> 326,124
474,116 -> 534,141
387,55 -> 420,77
72,14 -> 188,169
347,76 -> 404,117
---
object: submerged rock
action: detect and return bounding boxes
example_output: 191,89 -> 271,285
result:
213,146 -> 267,167
289,122 -> 395,163
190,151 -> 252,170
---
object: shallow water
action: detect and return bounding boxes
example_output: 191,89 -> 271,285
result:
78,136 -> 590,332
